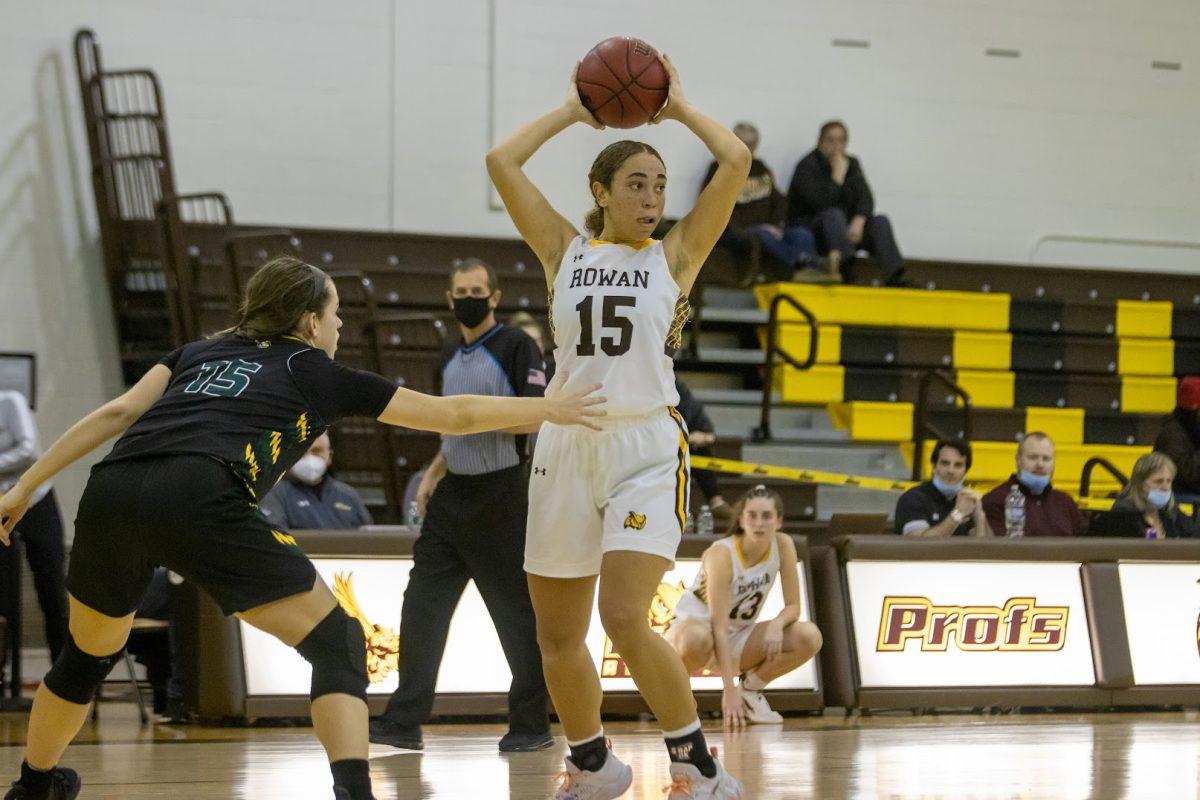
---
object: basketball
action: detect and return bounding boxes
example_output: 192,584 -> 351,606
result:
576,36 -> 669,129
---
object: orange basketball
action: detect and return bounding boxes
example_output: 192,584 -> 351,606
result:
576,37 -> 669,129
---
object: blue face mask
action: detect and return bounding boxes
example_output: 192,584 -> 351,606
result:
1147,488 -> 1172,509
1019,471 -> 1050,494
932,475 -> 962,497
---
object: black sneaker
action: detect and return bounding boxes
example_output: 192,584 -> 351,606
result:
498,730 -> 554,752
368,717 -> 423,750
4,767 -> 81,800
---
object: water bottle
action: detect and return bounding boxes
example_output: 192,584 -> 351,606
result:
698,505 -> 715,536
407,500 -> 423,528
685,510 -> 695,535
1004,484 -> 1025,538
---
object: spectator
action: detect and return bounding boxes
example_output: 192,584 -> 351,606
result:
982,432 -> 1087,537
371,258 -> 552,753
786,120 -> 908,286
510,311 -> 555,382
894,439 -> 991,537
124,568 -> 188,721
701,122 -> 820,284
674,378 -> 733,528
1091,452 -> 1197,538
259,432 -> 372,529
0,390 -> 68,662
1153,376 -> 1200,498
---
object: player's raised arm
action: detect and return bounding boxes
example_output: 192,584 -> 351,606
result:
486,65 -> 602,283
656,53 -> 752,294
0,365 -> 170,543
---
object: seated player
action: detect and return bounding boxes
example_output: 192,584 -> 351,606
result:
666,485 -> 822,726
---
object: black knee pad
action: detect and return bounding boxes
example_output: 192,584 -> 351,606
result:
295,606 -> 368,702
43,634 -> 123,704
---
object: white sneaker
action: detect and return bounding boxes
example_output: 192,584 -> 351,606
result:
666,754 -> 744,799
739,686 -> 783,724
551,746 -> 633,800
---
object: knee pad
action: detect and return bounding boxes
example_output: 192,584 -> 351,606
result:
295,606 -> 368,702
43,634 -> 123,704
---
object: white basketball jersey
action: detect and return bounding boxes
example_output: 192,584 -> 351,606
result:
673,536 -> 780,633
550,236 -> 688,419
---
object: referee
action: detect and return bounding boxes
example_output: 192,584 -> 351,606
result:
370,258 -> 552,753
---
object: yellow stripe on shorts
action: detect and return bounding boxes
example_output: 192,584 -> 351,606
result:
668,407 -> 689,534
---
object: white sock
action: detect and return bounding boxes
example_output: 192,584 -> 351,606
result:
741,670 -> 766,691
662,719 -> 701,739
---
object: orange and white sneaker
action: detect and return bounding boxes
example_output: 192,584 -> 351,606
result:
550,747 -> 633,800
739,686 -> 784,724
665,752 -> 744,799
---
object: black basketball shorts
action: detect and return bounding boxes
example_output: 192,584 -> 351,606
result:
67,455 -> 317,617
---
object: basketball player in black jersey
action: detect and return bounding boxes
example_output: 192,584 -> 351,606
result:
0,257 -> 605,800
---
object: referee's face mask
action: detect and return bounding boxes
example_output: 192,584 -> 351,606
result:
448,264 -> 500,329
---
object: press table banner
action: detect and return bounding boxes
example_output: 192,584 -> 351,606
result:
240,557 -> 817,696
845,560 -> 1095,687
1118,561 -> 1200,685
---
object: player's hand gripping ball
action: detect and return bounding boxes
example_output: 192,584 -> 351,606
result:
576,36 -> 669,129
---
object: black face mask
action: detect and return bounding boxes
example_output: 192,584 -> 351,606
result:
452,295 -> 492,328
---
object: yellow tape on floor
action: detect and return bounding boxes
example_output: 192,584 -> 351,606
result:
688,455 -> 1187,515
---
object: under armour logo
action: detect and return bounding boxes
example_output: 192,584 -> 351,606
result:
533,467 -> 547,476
573,253 -> 584,262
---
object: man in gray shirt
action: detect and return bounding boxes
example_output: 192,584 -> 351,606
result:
260,433 -> 372,529
370,259 -> 552,754
0,390 -> 68,663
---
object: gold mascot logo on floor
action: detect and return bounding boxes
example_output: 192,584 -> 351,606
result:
333,572 -> 400,683
876,596 -> 1068,652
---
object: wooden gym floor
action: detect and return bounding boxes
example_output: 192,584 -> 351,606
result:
1,706 -> 1198,798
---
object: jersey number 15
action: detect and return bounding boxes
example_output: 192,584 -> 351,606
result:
184,359 -> 262,398
575,295 -> 636,357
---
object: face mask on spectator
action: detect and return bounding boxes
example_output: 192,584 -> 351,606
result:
1147,489 -> 1172,509
932,475 -> 962,497
1018,471 -> 1050,494
290,454 -> 328,485
453,296 -> 492,328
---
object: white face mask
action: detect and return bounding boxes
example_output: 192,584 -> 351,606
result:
290,454 -> 328,485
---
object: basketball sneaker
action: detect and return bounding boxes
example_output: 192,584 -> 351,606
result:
550,746 -> 632,800
739,685 -> 783,724
665,753 -> 743,799
3,766 -> 81,800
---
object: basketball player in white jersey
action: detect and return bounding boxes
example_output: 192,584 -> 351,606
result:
487,54 -> 750,800
667,485 -> 823,728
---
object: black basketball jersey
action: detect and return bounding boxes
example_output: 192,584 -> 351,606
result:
102,335 -> 395,500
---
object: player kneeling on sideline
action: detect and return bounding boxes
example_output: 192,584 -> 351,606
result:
666,485 -> 822,727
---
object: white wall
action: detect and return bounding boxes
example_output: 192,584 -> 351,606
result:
1,0 -> 1197,531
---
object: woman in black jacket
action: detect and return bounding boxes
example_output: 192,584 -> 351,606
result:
1106,452 -> 1197,538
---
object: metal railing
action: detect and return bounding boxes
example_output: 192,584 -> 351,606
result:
754,293 -> 818,441
911,370 -> 973,481
1080,457 -> 1129,498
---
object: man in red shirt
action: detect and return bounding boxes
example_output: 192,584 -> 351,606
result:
982,432 -> 1087,537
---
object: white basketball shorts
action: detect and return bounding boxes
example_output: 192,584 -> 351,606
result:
525,407 -> 690,578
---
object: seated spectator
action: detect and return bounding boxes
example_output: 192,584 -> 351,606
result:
982,432 -> 1086,537
1153,376 -> 1200,498
510,311 -> 555,381
786,120 -> 908,286
1091,452 -> 1197,538
125,568 -> 187,721
894,439 -> 991,537
260,432 -> 372,529
674,378 -> 732,528
701,122 -> 820,285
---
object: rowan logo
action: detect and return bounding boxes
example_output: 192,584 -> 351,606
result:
603,580 -> 709,678
876,596 -> 1068,653
332,572 -> 399,684
624,511 -> 647,530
